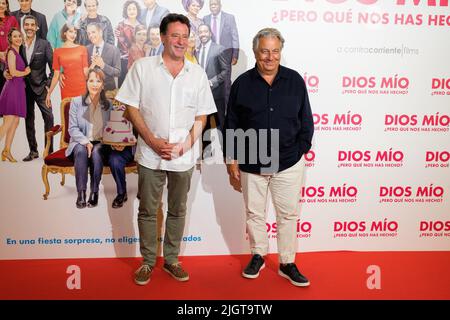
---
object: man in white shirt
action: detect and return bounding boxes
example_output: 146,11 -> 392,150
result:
115,13 -> 216,285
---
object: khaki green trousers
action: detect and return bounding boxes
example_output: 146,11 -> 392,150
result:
137,164 -> 194,266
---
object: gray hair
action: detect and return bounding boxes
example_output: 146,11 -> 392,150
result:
87,22 -> 103,32
252,28 -> 285,53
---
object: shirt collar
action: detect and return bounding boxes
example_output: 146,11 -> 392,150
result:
86,14 -> 100,22
201,39 -> 212,50
94,41 -> 105,51
251,64 -> 288,82
25,35 -> 36,49
158,54 -> 191,74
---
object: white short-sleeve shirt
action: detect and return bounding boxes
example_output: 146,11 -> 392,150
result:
115,55 -> 217,171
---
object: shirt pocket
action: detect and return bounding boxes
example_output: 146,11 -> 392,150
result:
182,88 -> 197,109
31,52 -> 44,64
279,96 -> 300,148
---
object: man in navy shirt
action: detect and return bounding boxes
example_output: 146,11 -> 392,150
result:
224,28 -> 314,287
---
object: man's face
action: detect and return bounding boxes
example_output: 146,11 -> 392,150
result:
143,0 -> 156,9
84,0 -> 98,16
149,27 -> 161,47
254,36 -> 281,75
23,17 -> 37,38
87,25 -> 102,45
209,0 -> 221,16
161,21 -> 189,61
198,25 -> 211,45
18,0 -> 32,12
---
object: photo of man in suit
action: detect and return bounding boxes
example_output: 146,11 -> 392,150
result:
196,23 -> 229,158
20,15 -> 54,161
145,24 -> 163,57
11,0 -> 48,39
86,22 -> 121,91
203,0 -> 239,103
139,0 -> 169,28
77,0 -> 115,46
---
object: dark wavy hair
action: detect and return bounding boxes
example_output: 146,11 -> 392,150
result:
23,15 -> 39,28
122,0 -> 141,19
7,27 -> 21,46
1,0 -> 10,17
160,13 -> 190,36
83,69 -> 110,111
64,0 -> 82,6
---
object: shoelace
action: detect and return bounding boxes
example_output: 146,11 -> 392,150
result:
170,262 -> 183,270
167,263 -> 187,276
138,265 -> 152,274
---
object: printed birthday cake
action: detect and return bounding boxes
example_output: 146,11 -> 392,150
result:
103,104 -> 136,144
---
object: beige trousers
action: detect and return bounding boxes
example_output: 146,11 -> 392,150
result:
240,158 -> 305,264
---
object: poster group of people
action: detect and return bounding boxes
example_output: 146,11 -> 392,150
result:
0,0 -> 239,161
0,1 -> 314,288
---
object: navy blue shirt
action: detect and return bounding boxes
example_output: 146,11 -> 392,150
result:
224,65 -> 314,174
